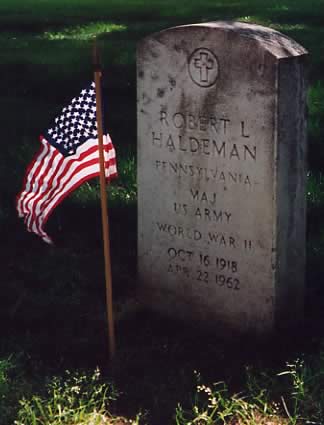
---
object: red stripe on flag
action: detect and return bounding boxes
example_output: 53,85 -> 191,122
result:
24,149 -> 60,230
17,134 -> 117,243
16,140 -> 49,216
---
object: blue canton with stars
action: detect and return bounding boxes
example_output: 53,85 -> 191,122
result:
44,82 -> 99,157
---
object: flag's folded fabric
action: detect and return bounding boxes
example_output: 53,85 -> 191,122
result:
17,82 -> 117,244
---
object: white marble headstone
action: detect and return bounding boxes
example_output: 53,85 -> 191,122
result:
137,22 -> 308,333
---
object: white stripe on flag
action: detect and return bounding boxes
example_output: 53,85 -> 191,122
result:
18,135 -> 117,243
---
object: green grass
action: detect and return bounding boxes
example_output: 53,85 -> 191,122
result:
176,355 -> 324,425
0,357 -> 140,424
42,23 -> 128,41
3,343 -> 324,424
15,368 -> 119,425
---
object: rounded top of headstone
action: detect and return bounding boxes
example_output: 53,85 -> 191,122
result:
143,21 -> 308,59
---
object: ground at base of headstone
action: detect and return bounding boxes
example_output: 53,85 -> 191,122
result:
2,295 -> 324,425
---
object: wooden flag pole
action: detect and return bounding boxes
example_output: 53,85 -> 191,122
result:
93,42 -> 116,360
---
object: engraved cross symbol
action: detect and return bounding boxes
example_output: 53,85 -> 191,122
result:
194,52 -> 215,83
188,48 -> 219,87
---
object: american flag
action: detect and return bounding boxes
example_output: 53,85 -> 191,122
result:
16,81 -> 117,244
